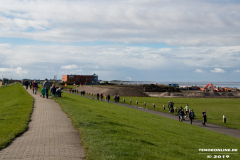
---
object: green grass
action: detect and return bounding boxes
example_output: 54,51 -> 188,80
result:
0,83 -> 34,149
84,94 -> 240,130
54,93 -> 240,160
116,97 -> 240,130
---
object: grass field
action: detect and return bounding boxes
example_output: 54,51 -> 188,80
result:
54,93 -> 240,160
115,97 -> 240,130
84,94 -> 240,130
0,83 -> 34,149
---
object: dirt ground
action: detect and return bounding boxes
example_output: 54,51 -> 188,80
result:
75,85 -> 148,97
74,85 -> 240,97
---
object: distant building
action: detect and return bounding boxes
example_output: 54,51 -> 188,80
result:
62,73 -> 98,85
169,84 -> 179,87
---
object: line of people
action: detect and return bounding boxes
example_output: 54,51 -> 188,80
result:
97,93 -> 111,102
168,101 -> 207,126
24,80 -> 39,94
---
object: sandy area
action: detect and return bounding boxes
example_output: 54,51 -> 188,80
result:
75,85 -> 148,97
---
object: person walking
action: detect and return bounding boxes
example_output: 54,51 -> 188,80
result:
185,104 -> 189,119
41,87 -> 45,98
202,109 -> 207,126
43,79 -> 50,99
117,95 -> 120,103
178,107 -> 183,121
168,101 -> 171,112
29,81 -> 32,89
97,93 -> 99,100
107,94 -> 110,102
180,108 -> 184,122
168,101 -> 174,114
100,93 -> 103,101
189,109 -> 195,124
32,80 -> 38,94
25,80 -> 29,90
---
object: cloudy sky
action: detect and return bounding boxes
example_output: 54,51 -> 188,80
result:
0,0 -> 240,82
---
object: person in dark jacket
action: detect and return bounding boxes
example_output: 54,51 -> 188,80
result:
56,87 -> 61,97
25,80 -> 29,89
189,109 -> 195,124
178,107 -> 183,121
51,85 -> 56,97
202,109 -> 207,126
168,101 -> 174,114
29,81 -> 32,89
97,93 -> 99,100
180,108 -> 184,122
43,79 -> 50,99
107,94 -> 110,102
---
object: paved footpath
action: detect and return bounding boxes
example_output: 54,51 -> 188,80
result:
0,88 -> 85,160
69,92 -> 240,139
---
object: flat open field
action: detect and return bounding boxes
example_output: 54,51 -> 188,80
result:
0,84 -> 34,149
54,93 -> 240,160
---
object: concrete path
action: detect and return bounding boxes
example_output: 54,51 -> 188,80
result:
69,92 -> 240,139
0,88 -> 85,160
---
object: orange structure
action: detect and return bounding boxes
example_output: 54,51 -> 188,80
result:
200,83 -> 214,92
62,74 -> 98,85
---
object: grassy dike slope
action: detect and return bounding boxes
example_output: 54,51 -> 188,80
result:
0,84 -> 34,149
55,93 -> 240,160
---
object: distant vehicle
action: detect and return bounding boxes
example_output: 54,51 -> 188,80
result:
169,84 -> 179,87
200,83 -> 214,92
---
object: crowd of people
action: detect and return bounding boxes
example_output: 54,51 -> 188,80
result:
168,101 -> 206,125
23,79 -> 62,98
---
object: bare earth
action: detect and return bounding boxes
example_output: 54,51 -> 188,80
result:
75,85 -> 148,97
75,85 -> 240,97
0,88 -> 85,160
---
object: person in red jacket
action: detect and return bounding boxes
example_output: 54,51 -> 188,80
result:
32,80 -> 38,95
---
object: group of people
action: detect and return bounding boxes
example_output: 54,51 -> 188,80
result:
96,93 -> 111,102
23,79 -> 61,98
69,89 -> 85,96
24,80 -> 39,95
168,101 -> 207,125
113,95 -> 120,103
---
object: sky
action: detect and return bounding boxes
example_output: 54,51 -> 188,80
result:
0,0 -> 240,82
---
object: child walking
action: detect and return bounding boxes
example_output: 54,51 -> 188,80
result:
51,85 -> 56,98
41,88 -> 45,98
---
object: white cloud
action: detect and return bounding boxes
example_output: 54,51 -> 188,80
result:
126,76 -> 132,80
0,68 -> 13,73
194,69 -> 205,73
0,67 -> 28,76
61,65 -> 78,69
234,69 -> 240,73
210,68 -> 226,73
0,1 -> 240,46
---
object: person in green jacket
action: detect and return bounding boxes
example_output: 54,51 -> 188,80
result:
41,88 -> 45,98
185,104 -> 189,119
